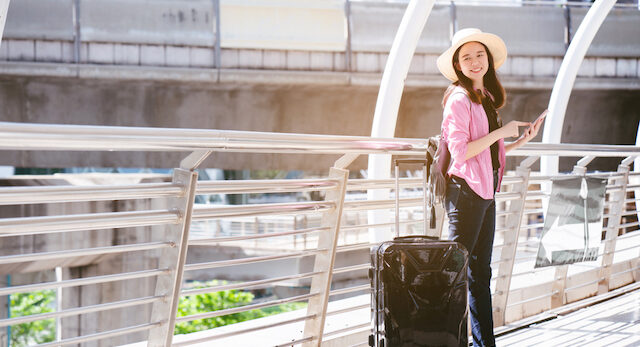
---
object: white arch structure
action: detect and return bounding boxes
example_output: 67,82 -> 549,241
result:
367,0 -> 622,242
366,0 -> 436,243
0,0 -> 10,44
541,0 -> 617,176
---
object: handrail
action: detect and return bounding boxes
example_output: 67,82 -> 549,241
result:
3,122 -> 640,158
0,121 -> 424,155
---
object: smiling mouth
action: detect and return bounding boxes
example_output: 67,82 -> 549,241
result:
471,68 -> 483,73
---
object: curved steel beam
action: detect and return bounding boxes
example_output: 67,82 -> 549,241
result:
366,0 -> 436,243
541,0 -> 617,176
0,1 -> 10,45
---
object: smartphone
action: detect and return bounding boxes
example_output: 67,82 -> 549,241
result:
534,110 -> 548,125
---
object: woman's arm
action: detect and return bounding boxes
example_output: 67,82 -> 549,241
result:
466,120 -> 531,159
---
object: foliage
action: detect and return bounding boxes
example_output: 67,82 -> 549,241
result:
174,280 -> 307,335
9,290 -> 57,347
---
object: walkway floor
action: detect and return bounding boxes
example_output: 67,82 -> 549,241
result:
496,289 -> 640,346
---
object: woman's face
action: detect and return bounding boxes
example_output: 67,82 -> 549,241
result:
455,41 -> 489,83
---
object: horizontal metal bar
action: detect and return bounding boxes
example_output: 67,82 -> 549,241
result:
344,197 -> 423,211
0,269 -> 168,296
524,208 -> 544,215
340,218 -> 423,232
499,176 -> 525,184
347,177 -> 424,191
0,210 -> 179,237
35,322 -> 160,347
0,121 -> 425,155
181,271 -> 323,297
172,314 -> 316,347
496,210 -> 513,218
495,192 -> 522,202
525,191 -> 550,200
326,303 -> 370,317
618,231 -> 640,241
520,223 -> 544,230
184,249 -> 326,272
322,322 -> 371,339
329,285 -> 370,297
0,242 -> 173,265
565,278 -> 602,292
274,336 -> 314,347
196,179 -> 339,195
336,243 -> 373,253
0,295 -> 163,328
618,221 -> 640,229
610,266 -> 640,277
176,292 -> 318,323
192,201 -> 334,220
507,291 -> 559,307
187,226 -> 329,245
0,183 -> 180,205
332,263 -> 370,275
500,267 -> 554,280
495,227 -> 512,234
512,142 -> 640,158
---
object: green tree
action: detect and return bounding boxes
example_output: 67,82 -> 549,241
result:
10,290 -> 56,347
174,280 -> 306,335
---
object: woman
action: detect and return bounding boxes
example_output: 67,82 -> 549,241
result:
436,28 -> 546,346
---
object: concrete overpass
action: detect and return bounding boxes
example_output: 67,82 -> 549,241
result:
0,0 -> 639,172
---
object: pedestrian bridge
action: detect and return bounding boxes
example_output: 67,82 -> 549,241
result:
0,121 -> 638,346
1,0 -> 640,346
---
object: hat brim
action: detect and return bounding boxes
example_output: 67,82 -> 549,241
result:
436,32 -> 507,82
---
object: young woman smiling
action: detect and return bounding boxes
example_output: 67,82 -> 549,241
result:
436,28 -> 547,346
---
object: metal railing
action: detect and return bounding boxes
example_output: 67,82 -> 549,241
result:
0,121 -> 639,346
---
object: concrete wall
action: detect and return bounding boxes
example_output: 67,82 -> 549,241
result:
1,75 -> 640,173
2,1 -> 640,76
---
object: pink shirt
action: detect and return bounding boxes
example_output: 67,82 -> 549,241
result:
441,86 -> 505,200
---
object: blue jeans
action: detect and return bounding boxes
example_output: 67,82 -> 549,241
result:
445,174 -> 497,347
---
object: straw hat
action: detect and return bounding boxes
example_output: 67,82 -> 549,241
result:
436,28 -> 507,82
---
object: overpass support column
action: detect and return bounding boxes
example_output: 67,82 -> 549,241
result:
367,0 -> 436,243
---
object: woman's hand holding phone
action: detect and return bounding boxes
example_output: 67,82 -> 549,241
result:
519,109 -> 547,143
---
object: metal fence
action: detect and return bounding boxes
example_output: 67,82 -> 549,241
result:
0,121 -> 639,346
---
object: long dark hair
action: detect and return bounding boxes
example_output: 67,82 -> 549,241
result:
442,42 -> 506,109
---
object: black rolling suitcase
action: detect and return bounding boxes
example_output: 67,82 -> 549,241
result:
369,158 -> 469,347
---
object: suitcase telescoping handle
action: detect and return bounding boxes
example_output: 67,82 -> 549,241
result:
394,155 -> 435,238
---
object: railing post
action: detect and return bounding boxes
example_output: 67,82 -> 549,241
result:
147,168 -> 199,347
598,157 -> 632,295
301,157 -> 350,347
492,156 -> 536,326
551,158 -> 592,308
